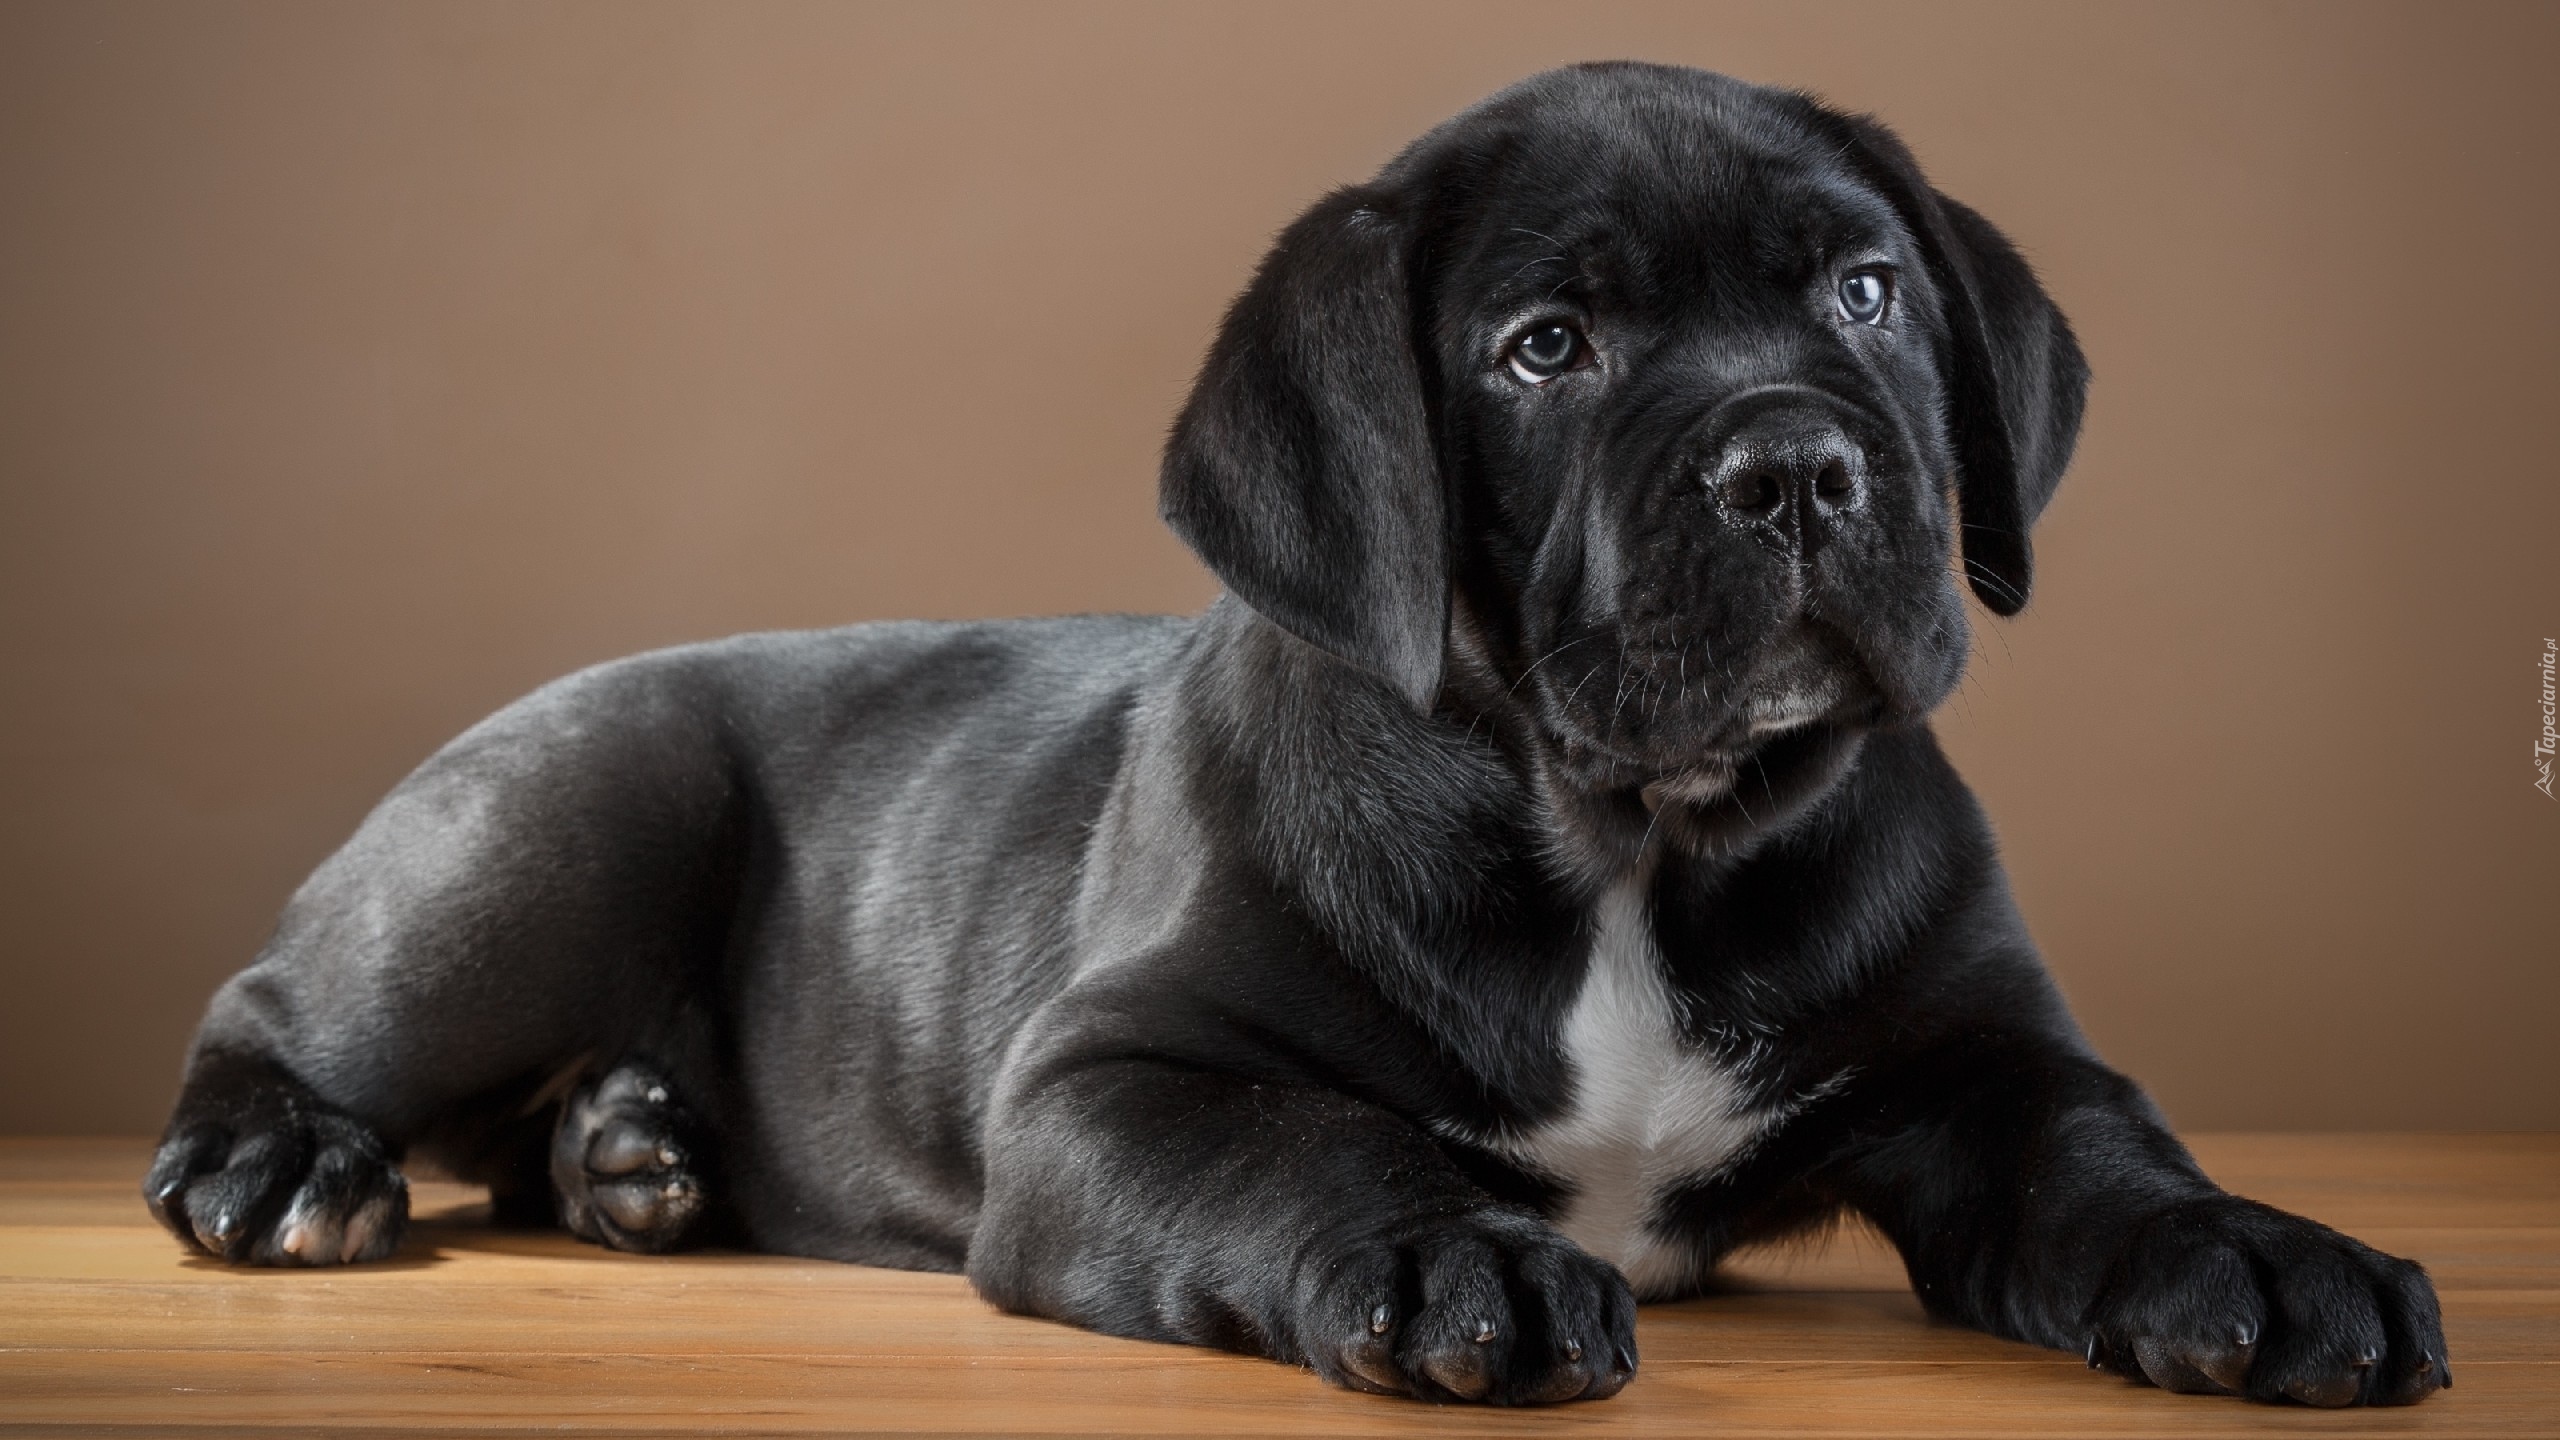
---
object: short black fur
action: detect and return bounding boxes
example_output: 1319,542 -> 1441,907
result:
149,64 -> 2445,1408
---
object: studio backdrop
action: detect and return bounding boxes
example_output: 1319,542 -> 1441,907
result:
2,0 -> 2552,1135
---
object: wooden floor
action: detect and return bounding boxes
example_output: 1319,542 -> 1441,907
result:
0,1136 -> 2551,1437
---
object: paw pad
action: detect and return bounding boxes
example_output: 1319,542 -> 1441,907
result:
549,1064 -> 709,1253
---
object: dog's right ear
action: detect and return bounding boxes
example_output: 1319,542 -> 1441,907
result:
1160,187 -> 1448,708
1813,107 -> 2090,617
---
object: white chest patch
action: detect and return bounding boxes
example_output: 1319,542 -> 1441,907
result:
1481,878 -> 1781,1298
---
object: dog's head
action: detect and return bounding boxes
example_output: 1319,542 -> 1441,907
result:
1163,64 -> 2086,842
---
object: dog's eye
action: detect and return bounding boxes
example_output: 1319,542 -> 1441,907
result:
1507,322 -> 1586,383
1838,268 -> 1893,325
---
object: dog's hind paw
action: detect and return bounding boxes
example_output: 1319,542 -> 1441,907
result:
550,1062 -> 709,1253
145,1094 -> 408,1266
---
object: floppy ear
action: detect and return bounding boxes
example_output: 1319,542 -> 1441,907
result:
1160,186 -> 1447,705
1822,111 -> 2090,615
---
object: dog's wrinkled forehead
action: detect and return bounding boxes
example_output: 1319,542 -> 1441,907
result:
1402,71 -> 1922,331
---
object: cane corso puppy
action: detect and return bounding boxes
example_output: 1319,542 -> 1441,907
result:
147,63 -> 2447,1407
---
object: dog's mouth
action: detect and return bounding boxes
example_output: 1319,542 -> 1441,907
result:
1739,628 -> 1857,737
1543,715 -> 1871,863
1536,620 -> 1882,799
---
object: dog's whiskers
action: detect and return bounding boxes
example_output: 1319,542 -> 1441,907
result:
1508,633 -> 1598,699
1606,638 -> 1633,742
1561,658 -> 1604,712
1507,253 -> 1570,285
1960,557 -> 2028,612
1634,785 -> 1669,862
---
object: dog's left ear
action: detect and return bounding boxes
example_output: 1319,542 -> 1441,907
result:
1160,186 -> 1447,706
1820,109 -> 2090,616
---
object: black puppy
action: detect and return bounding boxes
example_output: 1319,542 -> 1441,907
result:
147,63 -> 2446,1408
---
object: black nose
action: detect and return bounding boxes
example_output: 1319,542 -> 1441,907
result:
1709,426 -> 1865,554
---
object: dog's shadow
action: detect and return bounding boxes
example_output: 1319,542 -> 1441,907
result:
173,1195 -> 750,1274
405,1196 -> 776,1269
177,1244 -> 448,1275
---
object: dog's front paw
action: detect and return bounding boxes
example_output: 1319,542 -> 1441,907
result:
1296,1208 -> 1636,1404
144,1105 -> 407,1265
2084,1195 -> 2448,1406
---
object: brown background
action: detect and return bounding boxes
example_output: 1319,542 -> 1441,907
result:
2,1 -> 2552,1136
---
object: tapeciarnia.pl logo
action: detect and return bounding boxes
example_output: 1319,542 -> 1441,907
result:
2537,638 -> 2556,799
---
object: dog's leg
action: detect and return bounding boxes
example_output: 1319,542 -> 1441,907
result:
1821,1034 -> 2449,1407
973,1057 -> 1637,1406
145,659 -> 747,1266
